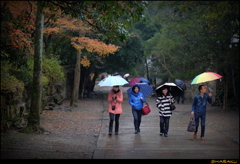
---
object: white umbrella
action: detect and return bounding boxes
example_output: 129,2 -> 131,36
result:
124,73 -> 130,78
156,82 -> 183,97
98,75 -> 128,87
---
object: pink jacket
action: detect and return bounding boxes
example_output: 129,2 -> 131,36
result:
108,89 -> 123,114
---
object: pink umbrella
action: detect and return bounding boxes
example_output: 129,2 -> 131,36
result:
129,78 -> 140,86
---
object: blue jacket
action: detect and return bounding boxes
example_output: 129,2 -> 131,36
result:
192,93 -> 212,114
128,91 -> 146,110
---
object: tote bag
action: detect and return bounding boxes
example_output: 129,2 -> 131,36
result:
187,115 -> 196,132
142,102 -> 151,115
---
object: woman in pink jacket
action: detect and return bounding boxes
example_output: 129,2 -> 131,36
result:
108,85 -> 123,135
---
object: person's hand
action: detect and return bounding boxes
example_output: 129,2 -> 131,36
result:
140,97 -> 143,100
208,93 -> 212,97
191,112 -> 194,115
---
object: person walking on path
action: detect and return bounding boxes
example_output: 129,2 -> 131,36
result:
156,87 -> 175,137
191,85 -> 212,140
108,85 -> 123,135
128,85 -> 146,134
177,90 -> 185,104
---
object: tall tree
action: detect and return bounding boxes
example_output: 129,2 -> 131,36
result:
26,1 -> 44,132
144,1 -> 239,108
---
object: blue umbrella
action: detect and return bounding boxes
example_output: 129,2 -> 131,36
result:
127,83 -> 153,97
175,79 -> 186,90
139,78 -> 150,83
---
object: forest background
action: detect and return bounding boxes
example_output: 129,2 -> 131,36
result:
1,1 -> 239,132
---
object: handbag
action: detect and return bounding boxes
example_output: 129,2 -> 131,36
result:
142,102 -> 151,115
170,103 -> 176,111
187,115 -> 196,132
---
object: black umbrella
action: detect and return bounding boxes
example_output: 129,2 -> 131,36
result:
175,79 -> 186,90
156,82 -> 183,97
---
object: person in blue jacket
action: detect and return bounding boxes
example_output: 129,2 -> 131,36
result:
128,85 -> 146,134
191,85 -> 212,140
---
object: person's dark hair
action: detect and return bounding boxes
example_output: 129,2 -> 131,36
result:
198,85 -> 204,92
158,86 -> 169,96
132,85 -> 140,93
161,86 -> 168,91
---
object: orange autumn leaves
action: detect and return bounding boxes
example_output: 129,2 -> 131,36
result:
2,1 -> 37,53
71,37 -> 120,67
43,7 -> 120,67
3,1 -> 120,67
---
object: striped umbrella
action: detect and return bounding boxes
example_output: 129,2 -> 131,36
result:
191,72 -> 223,84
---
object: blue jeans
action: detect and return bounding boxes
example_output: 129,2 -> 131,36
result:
132,109 -> 142,131
160,116 -> 170,134
194,113 -> 206,137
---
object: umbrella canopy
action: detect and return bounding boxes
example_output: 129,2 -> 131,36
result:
191,72 -> 223,84
127,83 -> 153,97
129,78 -> 140,86
124,73 -> 130,78
98,75 -> 128,87
156,82 -> 183,97
139,78 -> 150,83
175,79 -> 186,90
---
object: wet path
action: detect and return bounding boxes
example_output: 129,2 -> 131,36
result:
1,85 -> 239,159
93,86 -> 239,159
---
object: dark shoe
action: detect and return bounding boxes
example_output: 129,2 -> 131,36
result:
115,132 -> 118,135
164,134 -> 168,137
135,130 -> 138,134
160,133 -> 163,136
108,132 -> 112,136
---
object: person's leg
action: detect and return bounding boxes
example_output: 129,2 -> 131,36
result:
194,113 -> 200,138
177,96 -> 180,104
164,117 -> 170,137
132,109 -> 139,133
181,91 -> 185,104
159,116 -> 164,135
115,114 -> 120,135
137,110 -> 142,132
109,113 -> 114,135
200,114 -> 206,139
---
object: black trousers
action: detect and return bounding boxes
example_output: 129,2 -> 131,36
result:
109,113 -> 120,132
160,116 -> 170,134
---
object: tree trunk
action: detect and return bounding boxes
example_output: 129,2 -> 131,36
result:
27,2 -> 44,132
70,49 -> 82,106
90,70 -> 99,92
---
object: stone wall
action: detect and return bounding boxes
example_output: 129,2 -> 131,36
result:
1,80 -> 66,132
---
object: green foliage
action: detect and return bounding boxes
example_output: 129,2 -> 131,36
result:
0,60 -> 24,93
43,56 -> 65,83
103,36 -> 144,74
0,51 -> 26,93
144,1 -> 239,82
27,55 -> 65,86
